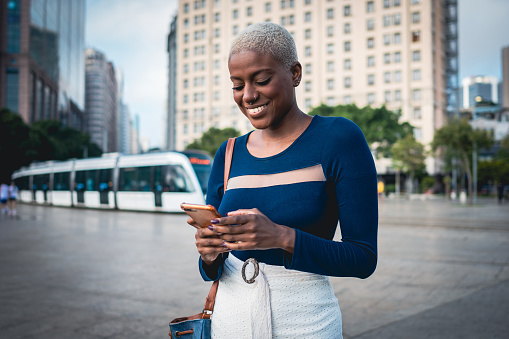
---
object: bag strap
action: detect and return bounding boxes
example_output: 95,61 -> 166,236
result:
202,137 -> 236,319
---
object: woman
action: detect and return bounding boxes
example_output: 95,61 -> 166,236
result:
190,22 -> 378,338
8,181 -> 18,216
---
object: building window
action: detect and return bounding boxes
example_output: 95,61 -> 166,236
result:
384,71 -> 391,83
367,1 -> 374,12
184,3 -> 189,13
289,0 -> 295,8
305,12 -> 311,22
281,16 -> 286,26
367,19 -> 375,31
289,14 -> 294,24
344,41 -> 351,52
344,59 -> 351,70
326,97 -> 335,106
394,70 -> 402,82
367,93 -> 375,104
305,98 -> 312,110
344,23 -> 351,34
412,12 -> 420,23
305,29 -> 311,39
393,13 -> 401,25
233,25 -> 239,35
412,50 -> 421,61
305,63 -> 312,74
384,91 -> 391,103
394,51 -> 401,63
412,0 -> 421,4
394,32 -> 401,44
343,95 -> 352,104
233,9 -> 238,19
413,107 -> 422,119
305,0 -> 311,4
327,43 -> 334,54
214,43 -> 220,53
305,81 -> 312,92
247,7 -> 253,16
305,46 -> 312,57
384,53 -> 391,64
344,77 -> 351,88
281,0 -> 286,8
413,89 -> 421,101
6,68 -> 19,113
184,18 -> 189,28
412,30 -> 421,42
383,15 -> 391,27
215,28 -> 220,37
344,5 -> 351,16
327,79 -> 335,90
367,74 -> 375,85
184,79 -> 189,88
414,128 -> 422,140
384,0 -> 390,8
214,75 -> 220,85
265,2 -> 271,12
327,61 -> 335,72
367,56 -> 375,67
327,25 -> 334,37
183,94 -> 189,103
384,34 -> 391,45
412,69 -> 421,81
394,0 -> 401,6
184,48 -> 189,58
327,8 -> 334,19
184,33 -> 189,43
214,91 -> 220,101
367,38 -> 374,48
214,60 -> 220,69
395,90 -> 401,101
184,64 -> 189,73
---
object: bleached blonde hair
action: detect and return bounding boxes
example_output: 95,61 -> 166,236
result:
229,22 -> 298,71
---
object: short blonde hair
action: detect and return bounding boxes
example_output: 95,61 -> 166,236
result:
229,22 -> 298,71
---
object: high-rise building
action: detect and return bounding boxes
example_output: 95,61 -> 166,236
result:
116,68 -> 133,154
85,48 -> 118,153
462,75 -> 499,108
168,0 -> 458,174
502,45 -> 509,109
0,0 -> 86,130
166,15 -> 178,151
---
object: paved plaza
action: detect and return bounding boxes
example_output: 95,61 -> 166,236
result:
0,197 -> 508,338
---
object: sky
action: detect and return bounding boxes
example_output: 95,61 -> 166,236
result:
85,0 -> 509,149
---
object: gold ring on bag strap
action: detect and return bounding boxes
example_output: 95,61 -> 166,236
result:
241,258 -> 259,284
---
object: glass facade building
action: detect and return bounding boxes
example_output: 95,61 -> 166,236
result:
0,0 -> 85,131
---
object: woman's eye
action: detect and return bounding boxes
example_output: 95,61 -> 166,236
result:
256,78 -> 271,86
232,85 -> 244,91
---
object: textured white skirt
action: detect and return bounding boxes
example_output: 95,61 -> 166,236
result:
211,254 -> 342,339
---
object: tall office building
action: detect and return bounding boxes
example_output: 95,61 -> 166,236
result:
502,45 -> 509,109
84,48 -> 118,153
0,0 -> 86,130
166,15 -> 178,151
462,75 -> 499,108
116,68 -> 133,154
169,0 -> 458,173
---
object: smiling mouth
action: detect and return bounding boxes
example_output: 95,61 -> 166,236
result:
246,103 -> 268,115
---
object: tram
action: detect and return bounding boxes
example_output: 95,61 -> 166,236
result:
10,151 -> 213,213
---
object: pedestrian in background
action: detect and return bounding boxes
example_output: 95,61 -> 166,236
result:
8,181 -> 18,216
0,181 -> 9,214
189,22 -> 378,338
497,183 -> 504,205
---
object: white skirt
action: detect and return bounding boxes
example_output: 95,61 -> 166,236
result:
211,254 -> 342,339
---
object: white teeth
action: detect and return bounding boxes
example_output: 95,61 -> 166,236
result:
247,104 -> 267,114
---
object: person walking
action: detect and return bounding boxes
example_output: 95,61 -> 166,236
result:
8,181 -> 18,216
0,181 -> 9,214
187,23 -> 378,339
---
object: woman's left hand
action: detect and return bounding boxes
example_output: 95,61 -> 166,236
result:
208,208 -> 295,253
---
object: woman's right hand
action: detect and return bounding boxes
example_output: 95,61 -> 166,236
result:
188,217 -> 230,265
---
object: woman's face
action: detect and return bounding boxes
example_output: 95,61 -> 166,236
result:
228,50 -> 301,130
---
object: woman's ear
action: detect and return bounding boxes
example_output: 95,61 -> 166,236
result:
291,62 -> 302,87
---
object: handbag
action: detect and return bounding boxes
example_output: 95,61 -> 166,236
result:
169,138 -> 236,338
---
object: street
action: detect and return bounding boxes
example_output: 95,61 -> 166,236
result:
0,198 -> 508,338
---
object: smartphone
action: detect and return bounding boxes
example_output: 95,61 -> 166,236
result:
181,203 -> 222,228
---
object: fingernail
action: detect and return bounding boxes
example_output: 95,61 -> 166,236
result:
208,225 -> 214,230
222,242 -> 228,247
211,219 -> 219,224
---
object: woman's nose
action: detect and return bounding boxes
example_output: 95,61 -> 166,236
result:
243,85 -> 258,105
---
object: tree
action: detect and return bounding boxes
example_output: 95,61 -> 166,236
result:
431,118 -> 494,204
309,104 -> 413,157
186,127 -> 241,156
391,134 -> 426,194
494,134 -> 509,163
0,108 -> 31,182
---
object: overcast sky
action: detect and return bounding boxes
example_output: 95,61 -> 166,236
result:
85,0 -> 509,149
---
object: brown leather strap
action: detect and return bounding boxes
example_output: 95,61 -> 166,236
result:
201,137 -> 236,319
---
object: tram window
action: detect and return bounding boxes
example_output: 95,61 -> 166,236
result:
138,166 -> 152,192
54,172 -> 70,191
153,166 -> 163,192
33,174 -> 50,191
14,176 -> 29,190
86,170 -> 98,191
165,165 -> 194,192
99,169 -> 113,192
75,171 -> 86,191
119,168 -> 138,191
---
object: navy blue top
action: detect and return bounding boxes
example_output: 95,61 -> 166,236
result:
200,115 -> 378,280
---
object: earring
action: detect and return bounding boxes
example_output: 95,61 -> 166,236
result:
294,79 -> 301,87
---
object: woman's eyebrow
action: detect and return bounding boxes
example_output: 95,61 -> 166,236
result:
230,68 -> 272,81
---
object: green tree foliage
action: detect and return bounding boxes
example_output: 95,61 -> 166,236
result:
0,108 -> 102,180
186,127 -> 241,156
431,118 -> 494,204
494,134 -> 509,163
478,160 -> 509,188
308,104 -> 414,157
391,134 -> 426,193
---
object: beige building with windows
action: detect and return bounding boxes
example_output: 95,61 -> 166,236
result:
170,0 -> 458,173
